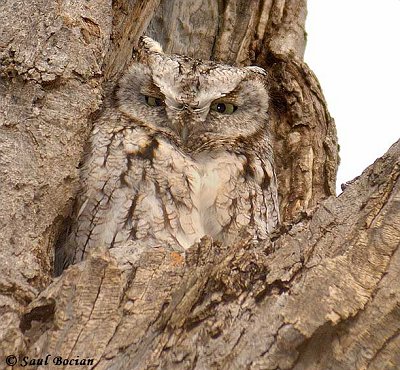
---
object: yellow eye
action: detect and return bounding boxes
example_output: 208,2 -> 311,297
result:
210,102 -> 237,114
145,96 -> 164,107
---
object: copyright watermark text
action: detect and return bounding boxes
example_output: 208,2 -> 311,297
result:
5,354 -> 94,367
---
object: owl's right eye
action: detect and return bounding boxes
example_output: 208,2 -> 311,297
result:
145,96 -> 164,107
210,102 -> 237,114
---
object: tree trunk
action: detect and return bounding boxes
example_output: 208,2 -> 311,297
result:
0,1 -> 398,369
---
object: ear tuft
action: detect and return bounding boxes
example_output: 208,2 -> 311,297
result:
243,66 -> 267,76
138,36 -> 164,54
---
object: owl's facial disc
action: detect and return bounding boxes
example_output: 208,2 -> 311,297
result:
118,45 -> 269,151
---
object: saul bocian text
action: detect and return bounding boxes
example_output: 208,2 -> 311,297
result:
8,354 -> 94,367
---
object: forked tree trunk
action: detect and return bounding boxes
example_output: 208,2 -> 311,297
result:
0,1 -> 399,369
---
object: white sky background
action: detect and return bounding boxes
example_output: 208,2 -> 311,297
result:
305,1 -> 400,193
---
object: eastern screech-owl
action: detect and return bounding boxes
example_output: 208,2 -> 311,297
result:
55,36 -> 280,274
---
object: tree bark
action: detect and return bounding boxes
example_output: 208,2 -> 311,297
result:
1,1 -> 398,369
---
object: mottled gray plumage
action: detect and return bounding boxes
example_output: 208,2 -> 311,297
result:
55,36 -> 280,275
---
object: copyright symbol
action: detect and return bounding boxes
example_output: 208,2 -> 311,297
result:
6,355 -> 17,366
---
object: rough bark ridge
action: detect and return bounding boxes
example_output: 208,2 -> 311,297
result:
0,0 -> 398,369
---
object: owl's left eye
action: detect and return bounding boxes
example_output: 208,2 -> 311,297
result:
210,102 -> 237,114
145,96 -> 164,107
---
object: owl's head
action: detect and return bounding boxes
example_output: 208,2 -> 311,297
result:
117,36 -> 270,153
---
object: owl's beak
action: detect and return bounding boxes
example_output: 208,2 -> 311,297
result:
180,126 -> 189,143
167,106 -> 201,144
168,121 -> 191,144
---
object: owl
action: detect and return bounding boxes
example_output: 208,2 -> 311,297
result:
55,36 -> 280,275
